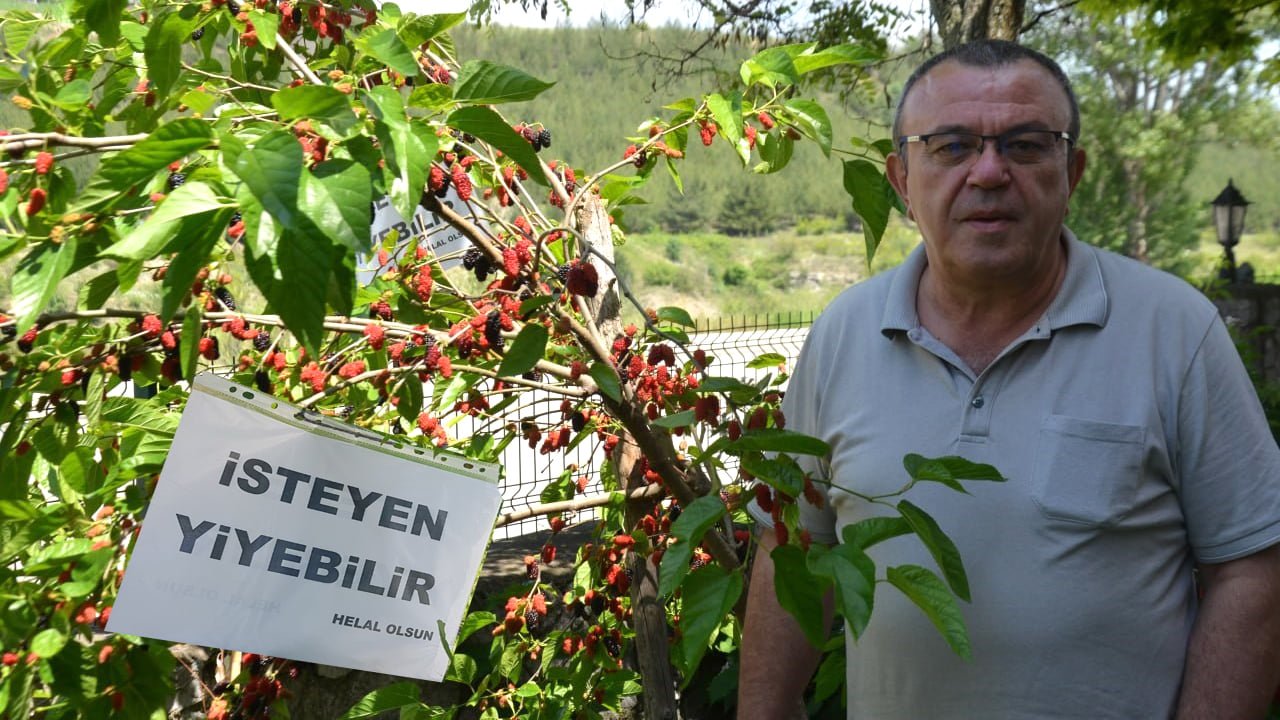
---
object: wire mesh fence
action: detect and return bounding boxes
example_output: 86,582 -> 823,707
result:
489,312 -> 816,539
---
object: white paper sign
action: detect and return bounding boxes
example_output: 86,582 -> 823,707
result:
109,374 -> 501,681
359,190 -> 474,284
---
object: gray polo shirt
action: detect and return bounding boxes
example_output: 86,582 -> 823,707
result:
756,230 -> 1280,718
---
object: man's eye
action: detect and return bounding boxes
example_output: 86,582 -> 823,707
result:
932,140 -> 974,156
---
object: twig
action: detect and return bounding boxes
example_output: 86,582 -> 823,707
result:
494,483 -> 666,527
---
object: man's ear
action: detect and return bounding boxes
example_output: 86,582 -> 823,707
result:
886,152 -> 913,221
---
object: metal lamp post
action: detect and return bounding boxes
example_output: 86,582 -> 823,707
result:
1213,179 -> 1250,283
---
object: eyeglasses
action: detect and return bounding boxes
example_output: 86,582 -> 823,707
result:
897,129 -> 1074,167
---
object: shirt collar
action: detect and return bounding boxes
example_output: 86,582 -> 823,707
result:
879,227 -> 1110,337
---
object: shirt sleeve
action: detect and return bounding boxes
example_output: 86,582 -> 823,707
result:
745,317 -> 839,543
1177,315 -> 1280,563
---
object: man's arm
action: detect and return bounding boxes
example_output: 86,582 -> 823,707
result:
1176,543 -> 1280,719
738,531 -> 834,720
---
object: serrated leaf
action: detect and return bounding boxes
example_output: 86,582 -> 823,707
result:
898,500 -> 969,601
792,44 -> 880,75
651,409 -> 695,428
338,681 -> 421,719
396,377 -> 423,421
73,0 -> 129,46
359,27 -> 419,77
100,398 -> 179,435
180,305 -> 202,381
446,106 -> 548,186
162,208 -> 230,321
398,12 -> 466,48
10,236 -> 77,331
30,628 -> 66,658
656,305 -> 694,328
454,60 -> 555,104
705,93 -> 743,152
51,79 -> 91,109
302,159 -> 372,253
903,454 -> 1007,484
223,129 -> 303,230
58,447 -> 101,495
364,87 -> 435,221
739,46 -> 800,88
676,565 -> 742,680
271,85 -> 357,136
456,611 -> 495,644
517,294 -> 556,317
78,120 -> 216,211
770,543 -> 827,647
843,159 -> 894,264
246,9 -> 279,49
497,324 -> 548,378
809,543 -> 876,639
102,182 -> 228,261
785,98 -> 833,157
755,130 -> 794,173
886,564 -> 971,659
842,515 -> 912,551
746,352 -> 786,369
726,429 -> 829,457
143,10 -> 194,97
78,270 -> 120,311
740,453 -> 805,497
589,362 -> 621,403
659,495 -> 726,596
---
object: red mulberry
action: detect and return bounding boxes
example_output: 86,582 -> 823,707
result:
451,165 -> 472,202
25,188 -> 46,216
566,260 -> 599,298
502,247 -> 520,277
363,323 -> 385,350
428,164 -> 447,195
33,151 -> 53,175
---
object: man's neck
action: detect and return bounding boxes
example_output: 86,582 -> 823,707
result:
915,240 -> 1068,375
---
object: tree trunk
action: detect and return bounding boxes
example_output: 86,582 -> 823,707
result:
573,195 -> 680,720
931,0 -> 1026,48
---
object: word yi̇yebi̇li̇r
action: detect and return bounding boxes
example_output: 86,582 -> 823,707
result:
217,451 -> 448,540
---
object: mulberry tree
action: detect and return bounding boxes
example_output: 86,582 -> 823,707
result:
0,2 -> 996,718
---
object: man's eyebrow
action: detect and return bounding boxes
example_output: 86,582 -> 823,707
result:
911,121 -> 1056,136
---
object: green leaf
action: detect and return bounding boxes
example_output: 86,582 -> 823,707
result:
659,495 -> 726,596
809,543 -> 876,639
514,681 -> 541,698
446,653 -> 477,684
589,362 -> 621,403
792,44 -> 880,75
656,305 -> 695,328
754,130 -> 794,174
223,130 -> 303,230
359,27 -> 419,77
78,119 -> 216,211
364,87 -> 435,221
676,565 -> 743,679
447,106 -> 548,186
746,352 -> 786,369
180,305 -> 202,382
162,209 -> 231,321
726,429 -> 829,457
739,46 -> 800,88
78,270 -> 120,311
100,398 -> 179,435
271,85 -> 358,136
302,159 -> 373,253
770,543 -> 828,647
886,564 -> 971,659
740,453 -> 805,497
338,681 -> 421,719
58,447 -> 102,495
897,500 -> 969,602
395,377 -> 423,421
903,454 -> 1007,485
843,159 -> 894,264
30,628 -> 67,659
246,9 -> 279,49
455,610 -> 496,644
143,10 -> 195,97
10,236 -> 77,331
398,12 -> 466,48
706,92 -> 746,163
51,79 -> 91,109
102,182 -> 229,261
454,60 -> 555,104
785,98 -> 833,157
73,0 -> 129,46
651,409 -> 695,428
842,516 -> 912,551
497,324 -> 548,378
517,294 -> 556,317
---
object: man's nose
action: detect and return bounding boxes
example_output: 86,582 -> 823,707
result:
966,140 -> 1011,187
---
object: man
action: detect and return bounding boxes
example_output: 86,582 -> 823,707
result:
739,40 -> 1280,719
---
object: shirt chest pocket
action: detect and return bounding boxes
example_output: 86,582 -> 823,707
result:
1031,415 -> 1146,527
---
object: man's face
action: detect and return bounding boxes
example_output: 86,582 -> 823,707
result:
886,59 -> 1086,286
